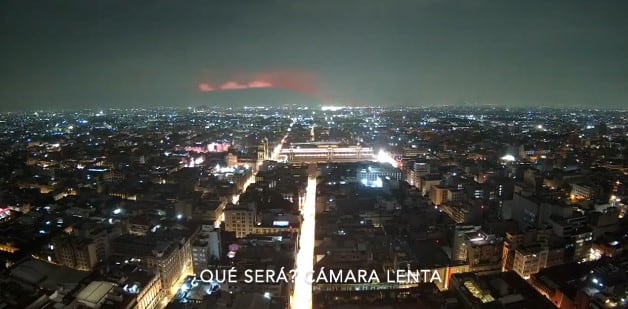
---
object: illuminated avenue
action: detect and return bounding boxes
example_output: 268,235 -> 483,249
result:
291,164 -> 317,309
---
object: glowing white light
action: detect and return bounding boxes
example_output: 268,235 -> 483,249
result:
501,154 -> 515,162
321,106 -> 343,111
375,149 -> 398,168
374,176 -> 383,188
273,220 -> 290,227
292,170 -> 316,309
113,208 -> 122,215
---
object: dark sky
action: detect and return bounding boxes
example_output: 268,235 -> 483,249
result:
1,0 -> 627,111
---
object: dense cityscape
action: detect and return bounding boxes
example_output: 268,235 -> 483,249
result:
0,106 -> 626,308
2,0 -> 628,308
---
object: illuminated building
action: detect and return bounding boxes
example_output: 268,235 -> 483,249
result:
191,225 -> 222,274
127,270 -> 162,309
430,185 -> 447,206
224,203 -> 300,238
465,233 -> 503,274
258,138 -> 269,161
184,142 -> 230,153
408,161 -> 430,187
0,240 -> 19,254
224,203 -> 256,238
280,142 -> 375,163
570,183 -> 594,199
450,226 -> 503,274
502,232 -> 526,271
52,235 -> 99,271
440,203 -> 476,224
191,237 -> 210,275
145,241 -> 192,290
502,228 -> 564,273
75,281 -> 117,308
72,270 -> 162,309
546,210 -> 592,262
513,244 -> 549,279
355,163 -> 402,188
111,235 -> 193,293
451,272 -> 554,308
452,225 -> 482,262
207,227 -> 222,261
592,238 -> 624,258
418,174 -> 443,196
530,256 -> 628,309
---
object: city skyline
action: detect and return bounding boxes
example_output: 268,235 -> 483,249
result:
0,106 -> 626,308
2,0 -> 628,111
1,1 -> 627,308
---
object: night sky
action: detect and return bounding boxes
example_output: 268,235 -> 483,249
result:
1,0 -> 627,111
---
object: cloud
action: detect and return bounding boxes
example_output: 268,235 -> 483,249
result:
220,81 -> 248,90
251,71 -> 326,99
199,71 -> 331,101
198,83 -> 214,92
247,80 -> 273,88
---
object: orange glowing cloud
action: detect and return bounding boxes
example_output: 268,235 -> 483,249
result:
220,81 -> 248,90
247,80 -> 273,88
248,71 -> 325,99
197,70 -> 332,102
198,83 -> 214,92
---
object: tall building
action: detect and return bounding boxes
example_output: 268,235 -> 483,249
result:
127,270 -> 162,309
258,138 -> 269,161
451,225 -> 482,262
224,203 -> 257,238
207,227 -> 222,261
505,194 -> 553,229
431,185 -> 448,206
418,174 -> 442,196
111,234 -> 194,293
191,237 -> 209,275
75,222 -> 120,264
451,226 -> 503,274
546,210 -> 593,262
52,235 -> 99,271
145,241 -> 192,290
466,234 -> 503,274
191,225 -> 222,274
502,232 -> 526,271
513,244 -> 549,279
